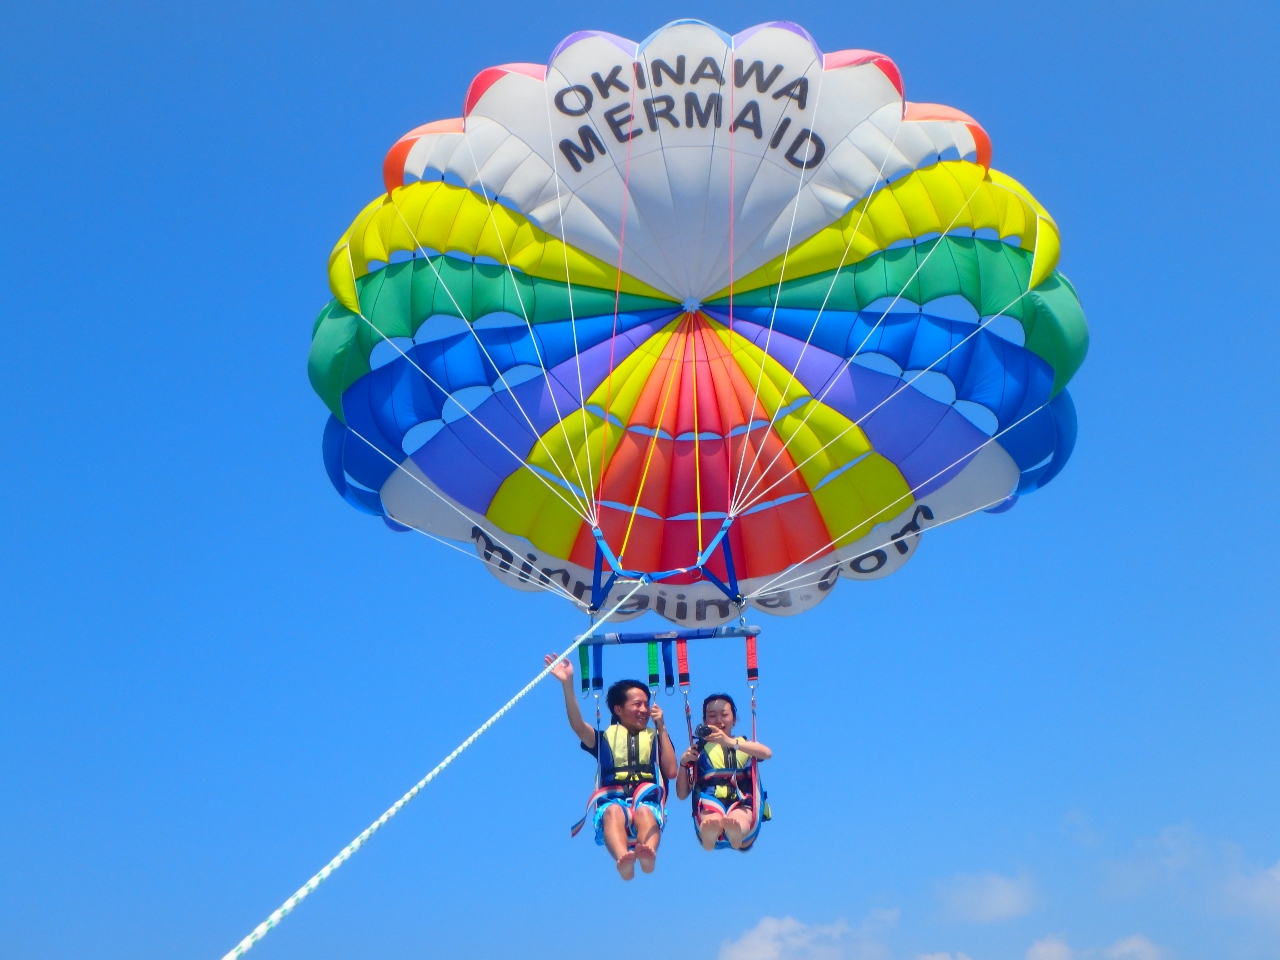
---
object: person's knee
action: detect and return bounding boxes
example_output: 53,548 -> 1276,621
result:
602,805 -> 625,826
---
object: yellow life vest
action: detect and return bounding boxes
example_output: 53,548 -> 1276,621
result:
697,742 -> 752,801
598,724 -> 658,786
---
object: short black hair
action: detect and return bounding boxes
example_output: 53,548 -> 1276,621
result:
607,679 -> 651,718
702,693 -> 737,720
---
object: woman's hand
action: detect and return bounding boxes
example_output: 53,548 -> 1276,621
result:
680,746 -> 700,767
702,726 -> 737,748
544,652 -> 574,684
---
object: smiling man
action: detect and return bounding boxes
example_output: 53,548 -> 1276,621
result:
546,654 -> 678,879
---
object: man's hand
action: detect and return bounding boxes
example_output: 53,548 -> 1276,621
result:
545,652 -> 574,685
680,746 -> 700,767
650,703 -> 666,730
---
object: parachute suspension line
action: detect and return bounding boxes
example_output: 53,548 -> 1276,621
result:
727,120 -> 906,510
339,257 -> 592,525
344,425 -> 583,608
731,173 -> 989,515
592,58 -> 643,517
734,278 -> 1033,516
726,37 -> 738,517
457,136 -> 599,526
691,321 -> 705,555
615,318 -> 688,563
747,491 -> 1016,599
743,397 -> 1052,599
218,579 -> 648,960
728,58 -> 826,512
541,80 -> 599,511
382,201 -> 595,522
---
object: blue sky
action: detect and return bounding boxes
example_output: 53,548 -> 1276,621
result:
2,2 -> 1277,959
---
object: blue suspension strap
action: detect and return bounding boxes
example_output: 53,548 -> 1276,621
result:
661,640 -> 675,695
591,644 -> 604,697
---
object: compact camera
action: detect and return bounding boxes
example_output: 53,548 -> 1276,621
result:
693,723 -> 714,744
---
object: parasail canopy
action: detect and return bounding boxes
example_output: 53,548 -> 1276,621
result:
310,20 -> 1088,626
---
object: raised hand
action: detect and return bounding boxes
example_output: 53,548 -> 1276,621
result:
544,652 -> 574,684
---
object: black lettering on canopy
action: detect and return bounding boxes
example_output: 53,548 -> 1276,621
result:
554,85 -> 593,116
633,61 -> 647,90
650,56 -> 686,87
734,59 -> 784,93
684,91 -> 722,129
591,65 -> 630,99
689,56 -> 725,85
784,128 -> 826,169
643,95 -> 679,130
849,550 -> 887,574
768,116 -> 792,149
695,597 -> 732,621
815,564 -> 841,592
754,591 -> 793,609
772,76 -> 809,110
471,526 -> 513,571
559,125 -> 606,172
730,101 -> 763,139
890,505 -> 935,554
603,102 -> 642,142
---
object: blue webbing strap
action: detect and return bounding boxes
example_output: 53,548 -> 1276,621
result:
661,640 -> 674,693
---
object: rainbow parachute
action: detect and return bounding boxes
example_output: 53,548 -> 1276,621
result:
310,20 -> 1088,625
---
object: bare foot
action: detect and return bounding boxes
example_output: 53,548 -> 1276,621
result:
615,850 -> 636,880
724,819 -> 745,849
699,816 -> 723,851
634,841 -> 656,873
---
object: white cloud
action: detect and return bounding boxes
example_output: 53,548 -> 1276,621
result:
940,870 -> 1035,922
1105,934 -> 1162,960
1224,860 -> 1280,919
1025,935 -> 1073,960
719,912 -> 898,960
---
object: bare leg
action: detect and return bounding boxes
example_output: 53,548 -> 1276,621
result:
632,807 -> 661,873
601,805 -> 636,880
723,807 -> 754,849
698,809 -> 724,851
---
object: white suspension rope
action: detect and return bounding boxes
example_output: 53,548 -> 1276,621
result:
728,57 -> 826,510
218,579 -> 647,960
743,493 -> 1014,599
726,118 -> 905,505
731,176 -> 989,514
381,200 -> 595,520
745,396 -> 1051,599
456,137 -> 599,522
540,83 -> 598,511
345,424 -> 583,608
733,275 -> 1029,516
339,248 -> 592,523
